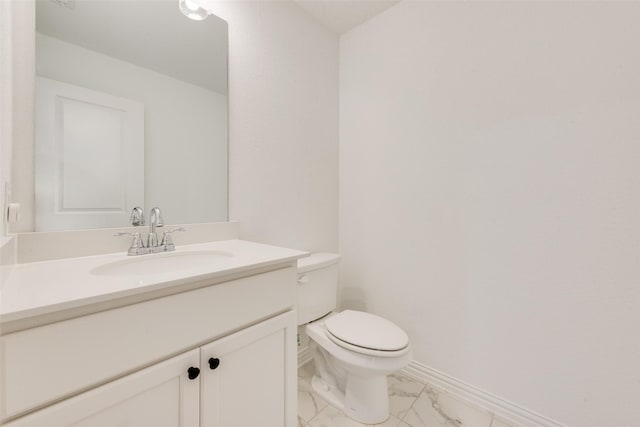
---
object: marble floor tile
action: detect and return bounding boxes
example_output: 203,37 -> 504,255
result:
401,386 -> 492,427
309,404 -> 410,427
298,363 -> 328,423
387,373 -> 425,419
298,362 -> 509,427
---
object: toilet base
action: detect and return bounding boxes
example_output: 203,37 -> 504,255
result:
311,375 -> 344,411
344,374 -> 390,424
311,373 -> 390,424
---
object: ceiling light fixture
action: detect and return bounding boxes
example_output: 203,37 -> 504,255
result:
179,0 -> 210,21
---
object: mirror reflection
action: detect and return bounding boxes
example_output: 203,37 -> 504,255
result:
31,0 -> 228,231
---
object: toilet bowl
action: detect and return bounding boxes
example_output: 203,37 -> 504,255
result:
306,311 -> 412,424
297,254 -> 412,424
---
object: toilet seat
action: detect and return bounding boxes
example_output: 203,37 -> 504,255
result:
324,310 -> 409,357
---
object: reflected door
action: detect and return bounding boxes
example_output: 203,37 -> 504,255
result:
35,77 -> 144,231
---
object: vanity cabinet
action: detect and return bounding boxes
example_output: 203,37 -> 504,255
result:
1,265 -> 298,427
3,311 -> 296,427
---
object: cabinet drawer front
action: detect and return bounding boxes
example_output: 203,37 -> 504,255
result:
1,267 -> 295,420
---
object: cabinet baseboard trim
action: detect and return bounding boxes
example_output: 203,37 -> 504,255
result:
401,361 -> 566,427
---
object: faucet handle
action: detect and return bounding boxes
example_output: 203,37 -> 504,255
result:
115,231 -> 142,241
115,232 -> 148,256
130,207 -> 145,226
161,227 -> 186,247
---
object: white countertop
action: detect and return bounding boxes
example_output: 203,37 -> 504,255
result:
0,239 -> 308,329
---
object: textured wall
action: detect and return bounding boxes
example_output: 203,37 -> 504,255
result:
210,0 -> 339,253
1,0 -> 35,236
339,2 -> 640,425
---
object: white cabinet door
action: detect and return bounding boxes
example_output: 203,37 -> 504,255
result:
200,311 -> 297,427
4,349 -> 200,427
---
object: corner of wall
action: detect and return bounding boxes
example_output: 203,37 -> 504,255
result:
0,0 -> 36,237
0,0 -> 14,239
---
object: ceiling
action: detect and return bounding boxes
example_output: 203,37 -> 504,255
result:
292,0 -> 401,34
36,0 -> 228,94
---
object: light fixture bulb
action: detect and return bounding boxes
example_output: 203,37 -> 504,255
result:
179,0 -> 209,21
184,0 -> 199,12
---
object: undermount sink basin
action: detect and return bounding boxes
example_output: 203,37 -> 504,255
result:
90,250 -> 234,277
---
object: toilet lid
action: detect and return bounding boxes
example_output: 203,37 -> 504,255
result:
324,310 -> 409,352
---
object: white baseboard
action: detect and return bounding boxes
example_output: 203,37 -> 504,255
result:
402,361 -> 566,427
295,349 -> 564,427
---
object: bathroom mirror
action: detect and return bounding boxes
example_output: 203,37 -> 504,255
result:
30,0 -> 228,231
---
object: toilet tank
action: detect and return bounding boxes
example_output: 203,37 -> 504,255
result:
296,253 -> 341,325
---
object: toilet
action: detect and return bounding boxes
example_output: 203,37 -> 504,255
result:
297,253 -> 412,424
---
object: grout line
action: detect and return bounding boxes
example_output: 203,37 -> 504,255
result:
399,395 -> 417,424
393,372 -> 425,423
306,407 -> 320,425
301,390 -> 327,426
399,388 -> 423,426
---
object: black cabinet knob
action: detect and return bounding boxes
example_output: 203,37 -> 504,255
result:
208,357 -> 220,370
187,367 -> 200,380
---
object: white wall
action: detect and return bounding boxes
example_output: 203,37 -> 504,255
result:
339,2 -> 640,426
208,0 -> 339,253
0,0 -> 14,239
0,0 -> 34,239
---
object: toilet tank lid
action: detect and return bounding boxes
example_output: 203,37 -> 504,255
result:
297,253 -> 340,273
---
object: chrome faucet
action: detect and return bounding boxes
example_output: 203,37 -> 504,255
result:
160,227 -> 186,251
116,207 -> 185,255
147,207 -> 164,248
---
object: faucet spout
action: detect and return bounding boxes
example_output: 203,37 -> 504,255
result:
147,207 -> 164,247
